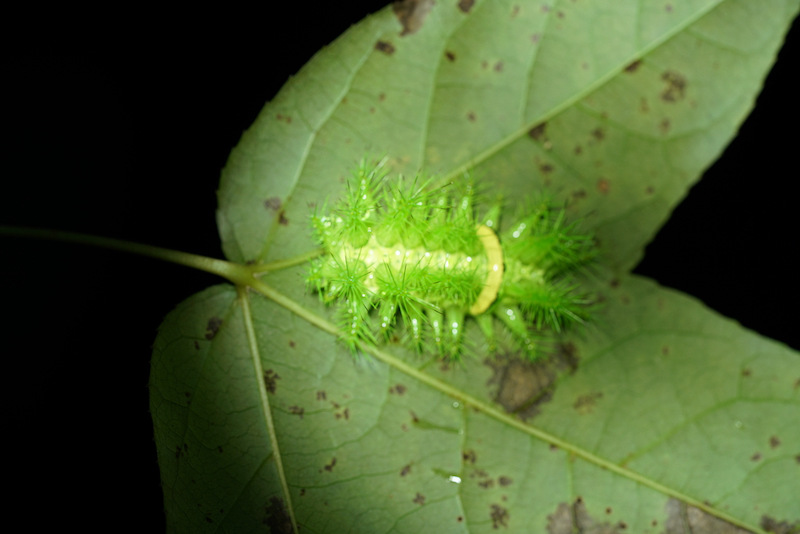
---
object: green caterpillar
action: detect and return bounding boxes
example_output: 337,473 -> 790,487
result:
307,159 -> 596,360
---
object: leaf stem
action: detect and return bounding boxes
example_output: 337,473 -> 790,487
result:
249,248 -> 325,273
1,226 -> 255,286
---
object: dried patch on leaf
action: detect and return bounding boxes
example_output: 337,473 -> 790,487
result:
547,499 -> 622,534
263,369 -> 280,394
573,391 -> 603,414
205,317 -> 222,340
393,0 -> 434,35
263,497 -> 292,534
375,40 -> 396,55
490,503 -> 510,529
664,498 -> 752,533
624,59 -> 642,73
264,197 -> 282,211
761,515 -> 800,534
457,0 -> 475,13
487,345 -> 579,419
661,70 -> 687,102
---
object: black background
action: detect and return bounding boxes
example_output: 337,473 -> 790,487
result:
4,4 -> 797,531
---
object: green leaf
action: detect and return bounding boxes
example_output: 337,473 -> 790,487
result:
152,1 -> 799,532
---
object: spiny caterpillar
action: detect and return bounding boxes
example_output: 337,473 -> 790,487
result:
307,159 -> 596,360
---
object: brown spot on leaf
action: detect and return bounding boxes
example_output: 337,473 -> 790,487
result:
264,197 -> 282,211
741,368 -> 752,377
400,464 -> 411,477
288,340 -> 296,348
478,479 -> 495,489
375,40 -> 396,55
323,457 -> 337,472
463,449 -> 477,464
263,497 -> 292,534
205,317 -> 222,340
662,345 -> 670,355
393,0 -> 434,35
289,405 -> 304,419
413,492 -> 425,505
278,210 -> 289,226
659,118 -> 671,134
624,59 -> 642,73
529,122 -> 547,142
591,127 -> 605,141
445,50 -> 456,62
573,391 -> 603,414
263,369 -> 280,394
769,436 -> 781,449
457,515 -> 464,522
606,507 -> 613,514
491,504 -> 510,529
494,61 -> 504,72
498,476 -> 513,487
193,340 -> 200,350
597,178 -> 610,195
467,111 -> 477,122
316,390 -> 326,401
457,0 -> 475,13
389,384 -> 407,395
751,452 -> 762,462
761,515 -> 800,534
661,70 -> 687,102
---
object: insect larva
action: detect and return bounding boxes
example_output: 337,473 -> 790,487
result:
308,159 -> 596,360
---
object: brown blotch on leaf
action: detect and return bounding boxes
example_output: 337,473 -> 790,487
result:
665,499 -> 752,534
264,497 -> 292,534
487,345 -> 579,420
400,464 -> 411,477
393,0 -> 434,36
323,457 -> 337,472
457,0 -> 475,13
445,50 -> 456,62
463,449 -> 477,464
591,127 -> 605,141
478,479 -> 495,489
769,435 -> 781,449
264,197 -> 282,211
661,70 -> 687,102
278,211 -> 289,226
289,405 -> 304,419
498,476 -> 513,487
573,391 -> 603,414
275,113 -> 292,124
263,369 -> 280,394
491,504 -> 510,529
624,59 -> 642,73
316,390 -> 327,401
413,492 -> 426,505
761,515 -> 800,534
597,178 -> 610,195
375,40 -> 396,55
547,499 -> 623,534
205,317 -> 222,340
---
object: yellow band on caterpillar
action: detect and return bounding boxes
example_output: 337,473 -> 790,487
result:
470,224 -> 504,315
